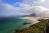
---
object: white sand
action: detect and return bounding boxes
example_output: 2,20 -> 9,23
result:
20,16 -> 49,25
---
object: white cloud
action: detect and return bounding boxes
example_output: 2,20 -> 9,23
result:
31,6 -> 49,17
0,0 -> 49,18
22,0 -> 45,5
0,2 -> 32,17
41,0 -> 49,8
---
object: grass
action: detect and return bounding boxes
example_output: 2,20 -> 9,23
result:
15,19 -> 48,33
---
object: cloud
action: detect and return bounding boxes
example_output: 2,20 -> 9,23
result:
41,0 -> 49,9
0,0 -> 49,17
0,2 -> 32,17
22,0 -> 45,5
13,1 -> 49,17
31,6 -> 49,17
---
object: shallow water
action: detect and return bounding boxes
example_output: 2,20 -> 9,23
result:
0,17 -> 32,33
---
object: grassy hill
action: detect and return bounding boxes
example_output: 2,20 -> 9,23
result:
15,19 -> 48,33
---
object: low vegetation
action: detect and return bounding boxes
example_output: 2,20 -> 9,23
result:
15,19 -> 48,33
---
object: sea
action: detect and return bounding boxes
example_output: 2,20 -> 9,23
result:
0,16 -> 32,33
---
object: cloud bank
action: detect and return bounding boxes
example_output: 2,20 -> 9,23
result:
0,0 -> 49,17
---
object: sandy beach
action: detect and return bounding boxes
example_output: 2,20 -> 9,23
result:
21,16 -> 49,25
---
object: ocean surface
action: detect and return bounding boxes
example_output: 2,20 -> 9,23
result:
0,17 -> 32,33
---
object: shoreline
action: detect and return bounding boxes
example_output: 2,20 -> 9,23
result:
15,19 -> 48,33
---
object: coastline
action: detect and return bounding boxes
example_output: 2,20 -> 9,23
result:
15,19 -> 48,33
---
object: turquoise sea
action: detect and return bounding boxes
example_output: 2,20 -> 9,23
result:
0,17 -> 32,33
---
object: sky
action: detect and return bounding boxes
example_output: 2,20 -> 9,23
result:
41,0 -> 49,8
3,0 -> 22,4
0,0 -> 49,17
